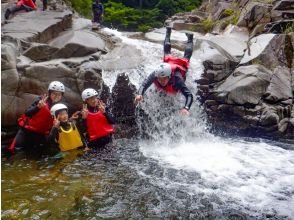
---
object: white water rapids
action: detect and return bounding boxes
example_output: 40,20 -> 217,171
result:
102,28 -> 294,218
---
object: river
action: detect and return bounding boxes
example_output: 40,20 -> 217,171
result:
2,28 -> 294,219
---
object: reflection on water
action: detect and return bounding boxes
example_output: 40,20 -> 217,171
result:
2,138 -> 294,219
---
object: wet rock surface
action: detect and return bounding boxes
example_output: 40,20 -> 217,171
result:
196,32 -> 293,138
166,0 -> 294,138
1,5 -> 138,138
2,10 -> 72,42
1,0 -> 293,140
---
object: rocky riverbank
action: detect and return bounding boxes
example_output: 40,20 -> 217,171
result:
1,6 -> 140,141
1,0 -> 293,140
166,0 -> 294,138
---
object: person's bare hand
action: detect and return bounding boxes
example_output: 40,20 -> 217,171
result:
98,100 -> 106,113
179,108 -> 190,116
134,95 -> 143,104
53,115 -> 60,128
70,111 -> 81,120
81,104 -> 88,119
37,94 -> 48,109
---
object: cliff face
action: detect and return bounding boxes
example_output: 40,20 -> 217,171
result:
166,0 -> 294,138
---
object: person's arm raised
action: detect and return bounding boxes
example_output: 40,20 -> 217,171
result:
135,71 -> 156,104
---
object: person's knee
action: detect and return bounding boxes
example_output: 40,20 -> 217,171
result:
9,5 -> 19,13
14,129 -> 27,148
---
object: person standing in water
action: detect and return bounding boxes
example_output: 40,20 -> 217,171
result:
134,27 -> 194,116
48,103 -> 85,152
80,88 -> 115,151
8,81 -> 65,154
92,0 -> 104,25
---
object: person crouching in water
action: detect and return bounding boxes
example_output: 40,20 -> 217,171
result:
47,103 -> 84,152
80,88 -> 115,151
8,81 -> 65,154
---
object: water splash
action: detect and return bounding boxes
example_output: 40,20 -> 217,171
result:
102,27 -> 294,218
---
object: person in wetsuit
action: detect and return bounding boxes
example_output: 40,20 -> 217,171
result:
80,88 -> 115,150
134,27 -> 194,116
8,81 -> 65,155
92,0 -> 104,24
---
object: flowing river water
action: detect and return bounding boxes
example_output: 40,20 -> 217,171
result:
2,28 -> 294,219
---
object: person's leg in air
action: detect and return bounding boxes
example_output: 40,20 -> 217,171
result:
164,27 -> 172,56
184,33 -> 194,60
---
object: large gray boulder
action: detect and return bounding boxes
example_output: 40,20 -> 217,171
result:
198,25 -> 249,61
1,41 -> 18,71
273,0 -> 294,10
1,93 -> 37,126
215,65 -> 272,105
23,43 -> 59,62
2,10 -> 72,43
49,30 -> 107,58
211,2 -> 233,20
1,41 -> 21,126
237,2 -> 272,29
76,60 -> 110,104
263,66 -> 292,103
99,43 -> 143,70
241,34 -> 294,70
111,74 -> 137,138
240,34 -> 276,65
171,21 -> 206,33
201,53 -> 239,83
286,107 -> 294,138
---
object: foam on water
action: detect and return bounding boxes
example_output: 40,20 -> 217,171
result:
140,138 -> 294,216
101,28 -> 294,218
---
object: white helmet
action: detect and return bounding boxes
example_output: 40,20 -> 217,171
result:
154,63 -> 172,78
48,81 -> 65,93
50,103 -> 68,117
81,88 -> 98,101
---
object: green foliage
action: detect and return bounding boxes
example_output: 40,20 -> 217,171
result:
222,8 -> 234,17
283,22 -> 294,34
103,1 -> 162,30
67,0 -> 202,31
201,18 -> 214,32
229,9 -> 240,25
251,58 -> 262,65
155,0 -> 201,18
66,0 -> 92,18
138,24 -> 152,32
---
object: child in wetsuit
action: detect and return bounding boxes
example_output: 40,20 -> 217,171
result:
48,103 -> 85,152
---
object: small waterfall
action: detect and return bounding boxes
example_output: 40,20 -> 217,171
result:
102,28 -> 294,218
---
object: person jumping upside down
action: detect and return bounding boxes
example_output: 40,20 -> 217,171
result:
134,27 -> 194,116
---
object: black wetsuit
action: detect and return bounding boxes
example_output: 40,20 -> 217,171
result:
14,97 -> 54,151
137,29 -> 194,110
92,2 -> 104,23
138,71 -> 193,109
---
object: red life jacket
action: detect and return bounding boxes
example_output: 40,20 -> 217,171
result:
87,111 -> 114,142
154,55 -> 189,94
18,103 -> 53,135
17,0 -> 37,9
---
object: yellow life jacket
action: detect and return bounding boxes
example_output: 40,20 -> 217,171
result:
58,123 -> 83,152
